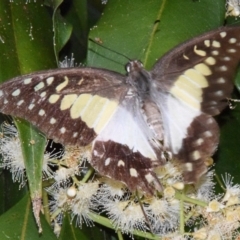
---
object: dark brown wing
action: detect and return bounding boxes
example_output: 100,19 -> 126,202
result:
0,67 -> 127,146
0,67 -> 164,195
150,26 -> 240,182
151,26 -> 240,115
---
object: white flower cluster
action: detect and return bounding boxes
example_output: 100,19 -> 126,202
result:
226,0 -> 240,17
1,123 -> 240,239
59,54 -> 76,68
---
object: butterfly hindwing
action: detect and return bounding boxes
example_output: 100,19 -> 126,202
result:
92,95 -> 165,194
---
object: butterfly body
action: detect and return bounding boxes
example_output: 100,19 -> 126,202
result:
0,26 -> 240,195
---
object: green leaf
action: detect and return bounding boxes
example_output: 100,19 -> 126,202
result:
0,170 -> 27,215
0,0 -> 56,80
0,194 -> 57,240
61,0 -> 89,63
59,214 -> 114,240
14,118 -> 46,223
45,0 -> 73,63
87,0 -> 225,73
0,0 -> 56,232
215,104 -> 240,185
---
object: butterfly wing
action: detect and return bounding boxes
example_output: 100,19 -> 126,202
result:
91,93 -> 164,194
150,26 -> 240,182
0,67 -> 163,194
0,68 -> 127,146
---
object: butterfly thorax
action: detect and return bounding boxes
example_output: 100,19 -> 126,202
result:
125,60 -> 151,97
125,60 -> 164,142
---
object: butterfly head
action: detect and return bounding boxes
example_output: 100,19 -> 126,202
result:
125,60 -> 144,74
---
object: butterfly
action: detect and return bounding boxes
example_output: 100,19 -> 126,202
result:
0,26 -> 239,195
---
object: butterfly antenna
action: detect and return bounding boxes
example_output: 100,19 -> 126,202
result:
89,38 -> 131,61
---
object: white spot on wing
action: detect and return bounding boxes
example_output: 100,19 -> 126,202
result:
185,162 -> 193,171
73,132 -> 78,138
24,78 -> 32,84
117,160 -> 125,167
192,150 -> 201,160
145,173 -> 154,183
212,40 -> 221,48
220,31 -> 227,38
216,77 -> 225,84
206,118 -> 214,124
40,91 -> 46,98
105,158 -> 111,166
60,127 -> 66,133
17,100 -> 24,106
219,66 -> 227,71
222,56 -> 231,61
50,118 -> 56,124
214,90 -> 224,96
204,40 -> 210,47
227,48 -> 237,53
39,109 -> 45,116
46,77 -> 54,85
194,138 -> 204,146
203,131 -> 212,137
28,103 -> 35,110
12,89 -> 20,96
211,50 -> 219,56
130,168 -> 138,177
229,38 -> 237,43
34,82 -> 45,91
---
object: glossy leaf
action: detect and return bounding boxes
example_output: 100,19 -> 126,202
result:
51,0 -> 73,62
0,0 -> 56,232
0,195 -> 57,240
0,170 -> 27,215
61,0 -> 89,63
87,0 -> 225,73
59,214 -> 115,240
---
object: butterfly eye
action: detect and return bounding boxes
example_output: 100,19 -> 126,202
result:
125,60 -> 143,73
125,62 -> 132,73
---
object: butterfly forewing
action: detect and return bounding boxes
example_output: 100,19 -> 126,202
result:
0,26 -> 240,195
152,26 -> 239,115
0,68 -> 127,146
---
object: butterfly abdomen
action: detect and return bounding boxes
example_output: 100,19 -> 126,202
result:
141,99 -> 164,141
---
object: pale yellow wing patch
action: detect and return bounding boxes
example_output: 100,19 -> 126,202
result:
57,93 -> 118,134
170,63 -> 211,109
